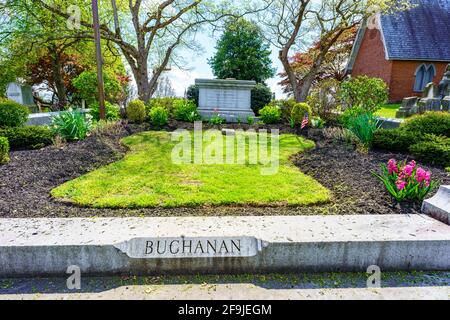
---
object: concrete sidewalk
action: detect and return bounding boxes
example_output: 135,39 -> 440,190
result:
1,272 -> 449,300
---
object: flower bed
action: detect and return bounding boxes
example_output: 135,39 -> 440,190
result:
1,123 -> 448,218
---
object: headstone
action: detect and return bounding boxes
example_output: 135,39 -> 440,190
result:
6,82 -> 34,106
396,97 -> 418,118
196,79 -> 256,123
442,96 -> 450,112
422,185 -> 450,225
399,64 -> 450,117
438,64 -> 450,98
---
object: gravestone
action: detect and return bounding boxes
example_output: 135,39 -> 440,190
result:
196,79 -> 256,123
6,82 -> 34,106
422,185 -> 450,225
398,64 -> 450,117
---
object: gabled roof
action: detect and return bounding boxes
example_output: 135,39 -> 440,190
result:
381,0 -> 450,61
347,0 -> 450,73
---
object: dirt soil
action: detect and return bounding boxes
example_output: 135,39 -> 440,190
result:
0,122 -> 448,218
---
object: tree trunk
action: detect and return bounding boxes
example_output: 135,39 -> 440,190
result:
50,49 -> 67,110
297,54 -> 326,102
279,49 -> 301,102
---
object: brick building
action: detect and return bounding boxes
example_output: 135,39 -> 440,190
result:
346,0 -> 450,103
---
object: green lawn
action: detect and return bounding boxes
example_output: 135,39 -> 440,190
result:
51,131 -> 330,208
375,104 -> 402,118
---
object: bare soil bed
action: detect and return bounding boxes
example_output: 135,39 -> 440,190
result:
0,122 -> 448,218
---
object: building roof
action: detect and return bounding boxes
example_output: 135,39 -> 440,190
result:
381,0 -> 450,61
346,0 -> 450,73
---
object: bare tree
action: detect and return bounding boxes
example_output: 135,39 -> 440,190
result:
34,0 -> 268,103
259,0 -> 408,102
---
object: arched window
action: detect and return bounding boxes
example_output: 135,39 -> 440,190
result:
414,64 -> 436,92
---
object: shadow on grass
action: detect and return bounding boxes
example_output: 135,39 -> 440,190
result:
1,271 -> 449,295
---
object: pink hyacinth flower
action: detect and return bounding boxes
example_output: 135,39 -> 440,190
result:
396,179 -> 406,190
402,164 -> 414,178
415,167 -> 427,183
409,160 -> 416,169
388,159 -> 398,174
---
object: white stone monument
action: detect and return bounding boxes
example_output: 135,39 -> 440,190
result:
6,82 -> 34,105
196,78 -> 256,123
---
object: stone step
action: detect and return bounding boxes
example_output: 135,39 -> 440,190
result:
1,215 -> 450,276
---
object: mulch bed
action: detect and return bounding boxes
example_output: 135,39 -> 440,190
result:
0,122 -> 448,218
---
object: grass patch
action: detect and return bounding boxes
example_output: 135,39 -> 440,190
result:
51,131 -> 330,208
375,104 -> 402,119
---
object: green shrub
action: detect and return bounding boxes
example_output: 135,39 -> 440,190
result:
146,97 -> 182,116
0,100 -> 30,127
149,106 -> 169,127
126,100 -> 146,123
251,84 -> 272,115
340,76 -> 388,113
338,106 -> 366,128
277,99 -> 312,123
173,100 -> 200,122
409,135 -> 450,167
208,114 -> 225,125
51,109 -> 92,141
186,85 -> 199,107
259,104 -> 281,124
401,112 -> 450,137
0,136 -> 9,165
289,102 -> 312,127
90,101 -> 121,122
373,128 -> 418,152
247,116 -> 255,125
346,113 -> 381,148
0,126 -> 54,149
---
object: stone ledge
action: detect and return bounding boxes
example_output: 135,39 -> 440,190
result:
422,185 -> 450,225
26,109 -> 90,126
1,215 -> 449,276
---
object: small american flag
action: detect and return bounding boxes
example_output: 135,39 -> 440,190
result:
301,112 -> 309,129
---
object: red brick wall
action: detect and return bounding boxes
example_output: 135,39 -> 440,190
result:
389,61 -> 449,102
351,28 -> 393,90
350,28 -> 449,102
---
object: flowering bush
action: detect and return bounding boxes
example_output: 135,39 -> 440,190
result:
372,159 -> 435,202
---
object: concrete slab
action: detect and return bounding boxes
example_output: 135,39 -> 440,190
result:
2,285 -> 449,300
26,109 -> 90,126
422,185 -> 450,225
1,215 -> 450,276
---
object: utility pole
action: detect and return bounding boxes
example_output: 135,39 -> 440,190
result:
92,0 -> 106,120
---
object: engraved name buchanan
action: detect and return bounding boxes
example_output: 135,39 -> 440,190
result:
114,236 -> 264,259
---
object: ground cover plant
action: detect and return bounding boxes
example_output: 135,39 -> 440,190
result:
51,131 -> 330,208
0,126 -> 54,149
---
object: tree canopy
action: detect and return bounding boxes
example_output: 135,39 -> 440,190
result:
208,18 -> 275,83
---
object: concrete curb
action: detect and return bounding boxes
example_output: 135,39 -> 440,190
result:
1,215 -> 450,276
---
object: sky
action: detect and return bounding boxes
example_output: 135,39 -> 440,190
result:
163,31 -> 287,99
